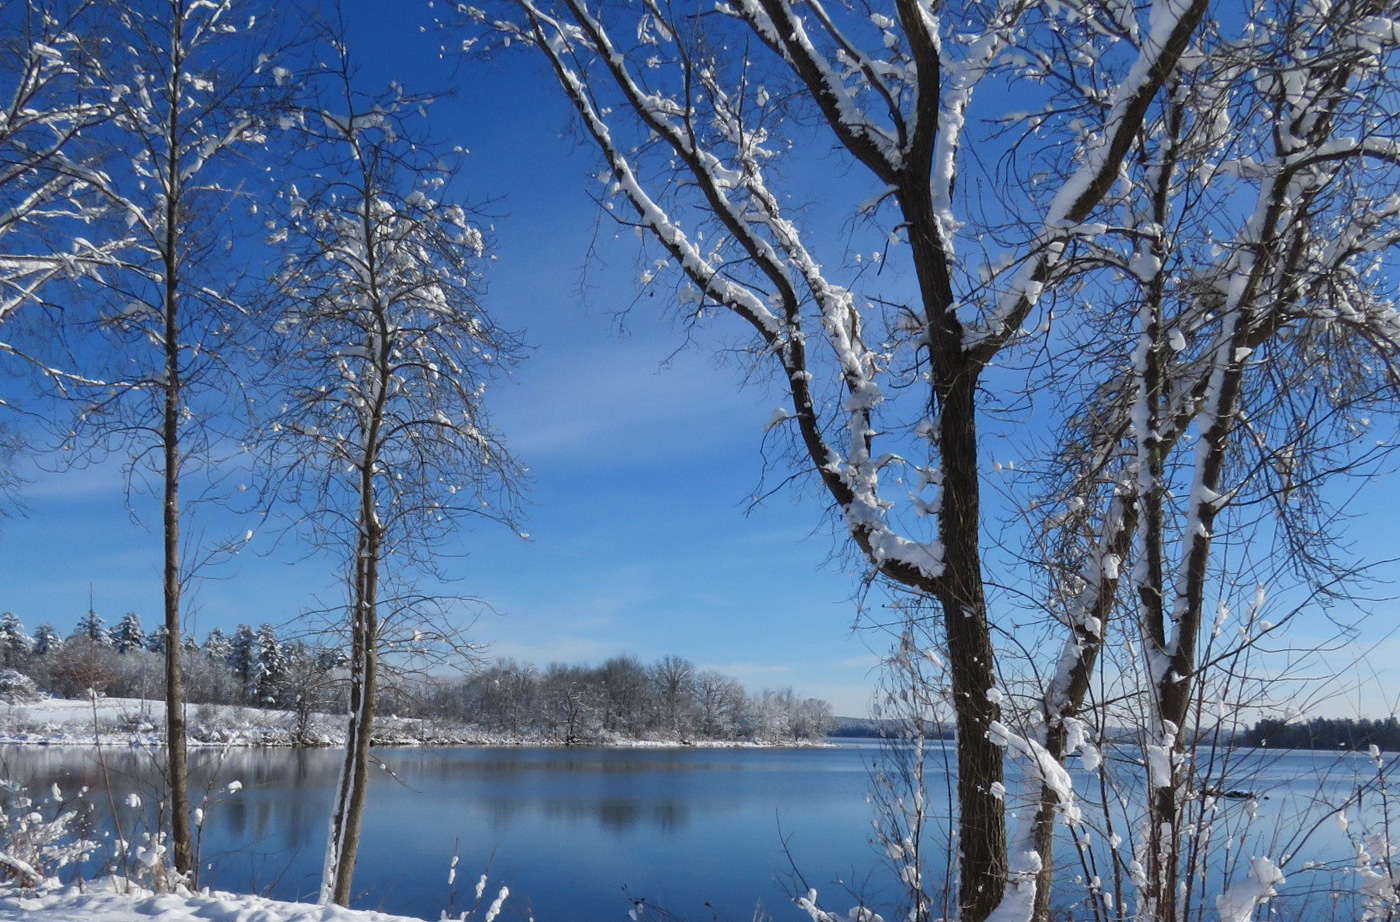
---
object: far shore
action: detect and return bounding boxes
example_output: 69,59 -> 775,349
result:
0,694 -> 835,750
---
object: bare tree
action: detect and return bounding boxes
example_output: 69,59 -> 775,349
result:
1004,5 -> 1400,919
264,30 -> 522,906
541,662 -> 598,743
694,669 -> 746,739
42,0 -> 294,882
475,0 -> 1210,916
650,654 -> 695,736
598,653 -> 649,736
470,0 -> 1400,919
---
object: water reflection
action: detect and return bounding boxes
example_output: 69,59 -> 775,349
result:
2,744 -> 1386,922
536,795 -> 690,832
0,744 -> 879,922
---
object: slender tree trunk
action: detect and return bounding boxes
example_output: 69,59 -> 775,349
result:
161,3 -> 192,873
324,256 -> 388,903
162,257 -> 192,882
325,542 -> 378,906
1023,492 -> 1135,922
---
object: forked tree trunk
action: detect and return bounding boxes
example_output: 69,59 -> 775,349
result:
323,558 -> 378,906
323,282 -> 389,905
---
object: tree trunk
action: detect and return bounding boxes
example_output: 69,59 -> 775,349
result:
324,284 -> 387,904
323,480 -> 382,903
937,372 -> 1005,922
162,354 -> 191,881
162,22 -> 192,870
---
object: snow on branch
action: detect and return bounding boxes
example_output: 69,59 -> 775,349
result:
509,0 -> 963,582
967,0 -> 1211,358
728,0 -> 904,177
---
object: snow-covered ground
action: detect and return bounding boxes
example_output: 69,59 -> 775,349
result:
0,695 -> 440,747
0,882 -> 428,922
0,694 -> 820,748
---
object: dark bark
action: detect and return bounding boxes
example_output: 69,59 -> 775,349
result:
161,284 -> 192,881
161,1 -> 192,880
934,372 -> 1005,922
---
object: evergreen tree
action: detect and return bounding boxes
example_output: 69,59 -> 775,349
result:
111,612 -> 147,654
31,624 -> 61,657
0,612 -> 32,668
72,608 -> 108,645
228,624 -> 258,702
203,627 -> 232,664
146,625 -> 169,654
254,623 -> 286,706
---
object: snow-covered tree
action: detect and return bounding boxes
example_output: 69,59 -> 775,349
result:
202,626 -> 231,664
145,625 -> 169,654
110,611 -> 146,654
30,622 -> 60,656
264,33 -> 521,906
475,0 -> 1400,918
0,611 -> 32,667
649,654 -> 694,735
253,622 -> 285,706
47,632 -> 117,695
540,662 -> 598,743
597,654 -> 648,736
1016,6 -> 1400,918
282,640 -> 340,744
694,670 -> 745,739
71,606 -> 105,644
228,623 -> 257,702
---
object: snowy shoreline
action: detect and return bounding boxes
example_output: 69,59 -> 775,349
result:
0,882 -> 429,922
0,695 -> 831,749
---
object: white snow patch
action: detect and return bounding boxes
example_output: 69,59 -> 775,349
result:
0,882 -> 427,922
1214,856 -> 1285,922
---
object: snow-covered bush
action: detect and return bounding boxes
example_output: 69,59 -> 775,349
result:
0,781 -> 96,891
0,669 -> 38,703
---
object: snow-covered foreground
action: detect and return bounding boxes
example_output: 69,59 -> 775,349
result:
0,883 -> 427,922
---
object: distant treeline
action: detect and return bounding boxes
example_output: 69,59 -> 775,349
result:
1239,716 -> 1400,751
828,716 -> 954,739
417,655 -> 835,743
0,610 -> 834,744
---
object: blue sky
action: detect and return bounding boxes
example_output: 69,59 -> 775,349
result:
0,5 -> 888,715
4,2 -> 1400,721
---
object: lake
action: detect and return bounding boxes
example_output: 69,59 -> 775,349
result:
0,744 -> 885,922
0,743 -> 1387,922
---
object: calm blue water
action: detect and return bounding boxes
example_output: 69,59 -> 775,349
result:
0,743 -> 1385,922
0,744 -> 887,922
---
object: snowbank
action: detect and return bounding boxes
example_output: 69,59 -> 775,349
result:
0,883 -> 426,922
